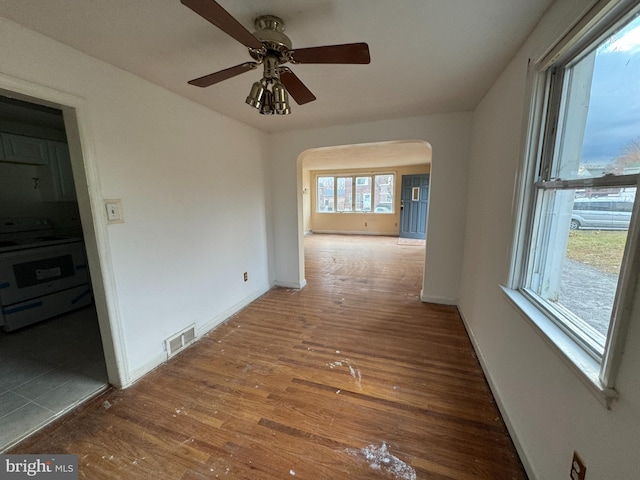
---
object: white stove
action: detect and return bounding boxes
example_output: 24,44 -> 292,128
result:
0,218 -> 92,331
0,218 -> 80,250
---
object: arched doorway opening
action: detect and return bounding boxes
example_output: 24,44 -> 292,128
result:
297,140 -> 432,286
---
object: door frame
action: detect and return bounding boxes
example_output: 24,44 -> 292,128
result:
0,73 -> 127,387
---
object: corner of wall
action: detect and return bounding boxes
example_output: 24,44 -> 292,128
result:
420,290 -> 458,305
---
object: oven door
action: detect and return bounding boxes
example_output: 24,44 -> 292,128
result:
0,242 -> 89,306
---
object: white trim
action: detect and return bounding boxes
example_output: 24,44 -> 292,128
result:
537,0 -> 638,69
506,64 -> 548,289
505,2 -> 640,406
312,172 -> 397,215
124,285 -> 272,387
420,291 -> 457,306
0,72 -> 129,388
274,279 -> 307,289
457,304 -> 538,480
198,285 -> 271,335
125,352 -> 167,388
600,176 -> 640,387
311,230 -> 395,236
501,286 -> 617,408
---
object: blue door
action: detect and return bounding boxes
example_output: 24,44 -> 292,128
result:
400,174 -> 429,239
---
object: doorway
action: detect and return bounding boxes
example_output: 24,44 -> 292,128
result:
0,95 -> 109,451
299,140 -> 432,288
399,174 -> 430,239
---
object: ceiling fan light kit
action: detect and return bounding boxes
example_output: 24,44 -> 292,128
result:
181,0 -> 370,115
244,50 -> 291,115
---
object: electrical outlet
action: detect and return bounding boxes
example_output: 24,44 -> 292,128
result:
570,452 -> 586,480
243,272 -> 248,282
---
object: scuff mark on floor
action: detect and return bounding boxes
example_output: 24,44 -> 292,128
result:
327,358 -> 362,390
347,363 -> 362,389
346,442 -> 416,480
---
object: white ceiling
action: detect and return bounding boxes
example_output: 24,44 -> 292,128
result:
0,0 -> 554,134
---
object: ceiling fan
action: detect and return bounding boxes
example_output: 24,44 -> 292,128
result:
181,0 -> 371,115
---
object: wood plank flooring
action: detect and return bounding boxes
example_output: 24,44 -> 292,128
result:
10,234 -> 527,479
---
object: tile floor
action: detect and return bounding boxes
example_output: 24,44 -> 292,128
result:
0,305 -> 108,452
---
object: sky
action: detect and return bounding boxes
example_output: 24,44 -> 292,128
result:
580,15 -> 640,165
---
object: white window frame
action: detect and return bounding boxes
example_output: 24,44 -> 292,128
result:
336,176 -> 353,212
504,0 -> 640,408
315,173 -> 395,213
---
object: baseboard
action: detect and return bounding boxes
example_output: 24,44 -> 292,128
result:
198,285 -> 271,335
123,284 -> 271,388
274,278 -> 307,289
311,230 -> 395,236
420,291 -> 457,305
124,352 -> 167,388
457,303 -> 537,480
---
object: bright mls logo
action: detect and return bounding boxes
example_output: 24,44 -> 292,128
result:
0,455 -> 78,479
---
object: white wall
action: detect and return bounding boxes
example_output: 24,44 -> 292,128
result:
0,18 -> 272,386
459,0 -> 640,478
270,113 -> 472,303
10,5 -> 639,477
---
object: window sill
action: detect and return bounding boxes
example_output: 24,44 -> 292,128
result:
315,212 -> 394,214
501,286 -> 618,409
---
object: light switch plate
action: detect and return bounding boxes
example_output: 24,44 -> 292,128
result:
105,199 -> 124,224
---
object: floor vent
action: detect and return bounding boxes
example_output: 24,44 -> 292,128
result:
165,325 -> 196,359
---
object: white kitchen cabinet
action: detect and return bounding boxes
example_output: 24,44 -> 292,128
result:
39,141 -> 76,202
1,133 -> 49,165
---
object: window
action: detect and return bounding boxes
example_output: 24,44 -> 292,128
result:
374,174 -> 394,210
336,177 -> 353,212
316,174 -> 394,213
317,176 -> 334,212
355,176 -> 371,211
509,4 -> 640,402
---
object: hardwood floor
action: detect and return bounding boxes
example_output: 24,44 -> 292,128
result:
10,234 -> 527,479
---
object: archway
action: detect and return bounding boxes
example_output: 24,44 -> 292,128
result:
297,140 -> 432,286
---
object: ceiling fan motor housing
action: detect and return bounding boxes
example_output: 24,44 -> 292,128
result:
251,15 -> 292,62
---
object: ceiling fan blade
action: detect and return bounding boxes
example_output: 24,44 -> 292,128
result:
280,69 -> 316,105
188,62 -> 258,87
291,42 -> 370,64
181,0 -> 263,50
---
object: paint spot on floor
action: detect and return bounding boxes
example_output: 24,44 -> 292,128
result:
347,363 -> 362,389
346,442 -> 416,480
290,469 -> 296,476
327,358 -> 362,390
